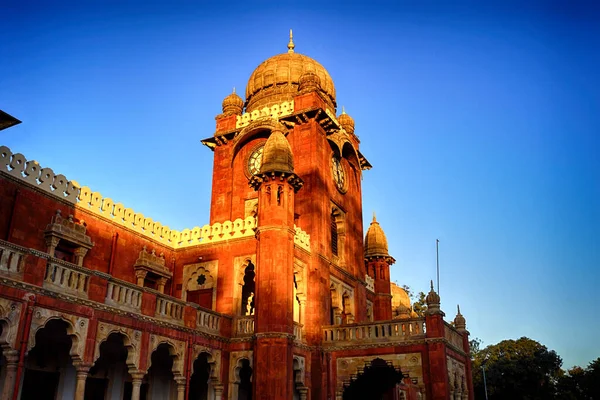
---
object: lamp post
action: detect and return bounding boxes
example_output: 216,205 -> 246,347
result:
482,361 -> 489,400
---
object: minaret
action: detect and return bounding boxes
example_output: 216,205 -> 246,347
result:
249,127 -> 303,400
364,214 -> 395,321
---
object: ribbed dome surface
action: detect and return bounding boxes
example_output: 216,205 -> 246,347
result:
222,90 -> 243,115
245,52 -> 336,112
364,215 -> 389,258
260,130 -> 294,174
338,109 -> 355,135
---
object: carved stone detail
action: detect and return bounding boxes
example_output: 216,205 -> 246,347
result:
193,344 -> 222,382
28,307 -> 89,362
148,334 -> 185,377
0,298 -> 22,351
336,353 -> 424,396
293,354 -> 306,386
45,210 -> 94,265
228,350 -> 253,400
94,321 -> 142,371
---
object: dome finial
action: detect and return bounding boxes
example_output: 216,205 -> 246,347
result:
342,106 -> 346,114
372,211 -> 377,222
288,29 -> 295,53
232,87 -> 236,94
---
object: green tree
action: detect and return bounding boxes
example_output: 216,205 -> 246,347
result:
472,337 -> 562,400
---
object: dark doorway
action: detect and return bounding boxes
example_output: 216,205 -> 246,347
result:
189,353 -> 211,399
342,358 -> 404,400
21,319 -> 73,400
238,358 -> 252,400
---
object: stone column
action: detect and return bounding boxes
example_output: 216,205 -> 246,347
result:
157,277 -> 168,294
214,384 -> 224,400
74,363 -> 91,400
130,371 -> 145,400
135,270 -> 147,286
175,377 -> 186,400
0,350 -> 19,400
45,236 -> 60,257
73,247 -> 89,267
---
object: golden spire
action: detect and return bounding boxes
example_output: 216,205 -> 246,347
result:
372,211 -> 377,223
288,29 -> 295,53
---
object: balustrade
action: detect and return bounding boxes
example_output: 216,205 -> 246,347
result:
234,316 -> 255,336
0,240 -> 26,277
322,319 -> 426,345
197,308 -> 221,333
44,260 -> 90,297
155,294 -> 185,323
106,280 -> 142,311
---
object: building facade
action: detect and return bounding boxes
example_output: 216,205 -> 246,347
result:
0,36 -> 473,400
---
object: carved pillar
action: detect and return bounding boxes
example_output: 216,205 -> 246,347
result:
175,377 -> 186,400
74,363 -> 91,400
1,350 -> 19,400
157,277 -> 168,294
45,236 -> 60,257
298,386 -> 308,400
214,384 -> 224,400
135,270 -> 147,286
130,371 -> 145,400
73,247 -> 89,267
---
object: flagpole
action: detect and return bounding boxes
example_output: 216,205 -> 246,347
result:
436,239 -> 440,295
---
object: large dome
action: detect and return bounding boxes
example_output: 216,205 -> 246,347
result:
245,52 -> 336,113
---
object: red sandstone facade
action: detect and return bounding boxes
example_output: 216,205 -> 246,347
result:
0,40 -> 473,400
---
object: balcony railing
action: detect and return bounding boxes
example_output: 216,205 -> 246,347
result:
155,293 -> 185,324
0,239 -> 27,278
44,259 -> 90,298
322,319 -> 426,345
234,316 -> 255,337
197,308 -> 221,334
106,279 -> 143,311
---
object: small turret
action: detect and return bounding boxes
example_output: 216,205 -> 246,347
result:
221,88 -> 243,116
338,107 -> 355,136
425,280 -> 442,315
260,129 -> 294,175
454,305 -> 466,331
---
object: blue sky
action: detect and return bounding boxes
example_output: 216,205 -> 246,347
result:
2,1 -> 599,369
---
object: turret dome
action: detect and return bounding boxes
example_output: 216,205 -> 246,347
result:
338,107 -> 355,135
260,129 -> 294,174
364,214 -> 389,258
222,89 -> 244,116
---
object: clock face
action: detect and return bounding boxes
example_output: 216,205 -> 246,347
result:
331,156 -> 346,193
248,145 -> 264,176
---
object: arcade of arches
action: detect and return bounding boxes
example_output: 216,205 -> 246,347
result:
0,33 -> 473,399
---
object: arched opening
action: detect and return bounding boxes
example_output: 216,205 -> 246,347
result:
147,343 -> 175,399
21,319 -> 74,400
189,352 -> 212,400
0,321 -> 8,398
330,285 -> 340,325
237,359 -> 252,400
342,358 -> 404,400
241,262 -> 255,316
87,333 -> 133,400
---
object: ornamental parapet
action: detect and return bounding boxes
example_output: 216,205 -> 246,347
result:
444,322 -> 466,352
322,318 -> 426,347
235,100 -> 294,129
0,145 -> 310,251
0,238 -> 229,340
